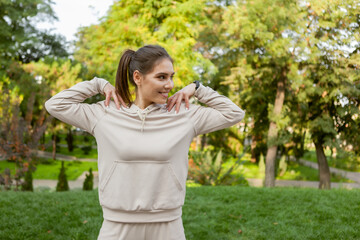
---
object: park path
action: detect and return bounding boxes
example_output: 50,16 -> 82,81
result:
289,157 -> 360,183
3,150 -> 360,189
31,150 -> 97,162
34,171 -> 99,190
33,174 -> 360,190
31,151 -> 360,183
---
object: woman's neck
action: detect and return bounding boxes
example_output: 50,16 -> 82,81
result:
134,98 -> 152,110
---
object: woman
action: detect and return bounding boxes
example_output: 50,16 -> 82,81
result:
45,45 -> 245,240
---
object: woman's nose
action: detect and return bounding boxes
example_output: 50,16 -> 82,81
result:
164,78 -> 174,90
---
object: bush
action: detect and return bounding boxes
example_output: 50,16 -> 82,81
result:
0,168 -> 12,190
83,168 -> 93,191
188,149 -> 248,186
56,161 -> 69,191
22,169 -> 33,191
81,146 -> 92,155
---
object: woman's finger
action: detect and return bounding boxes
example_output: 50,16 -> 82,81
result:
184,95 -> 190,110
105,91 -> 111,107
167,94 -> 177,112
175,92 -> 183,113
117,93 -> 127,108
112,92 -> 121,110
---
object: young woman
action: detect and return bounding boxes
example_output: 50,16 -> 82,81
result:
45,45 -> 245,240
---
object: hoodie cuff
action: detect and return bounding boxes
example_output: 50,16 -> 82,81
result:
194,83 -> 205,100
95,77 -> 110,95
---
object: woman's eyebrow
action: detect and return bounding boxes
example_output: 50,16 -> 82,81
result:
155,72 -> 175,76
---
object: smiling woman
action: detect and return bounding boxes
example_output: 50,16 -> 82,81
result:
44,44 -> 245,240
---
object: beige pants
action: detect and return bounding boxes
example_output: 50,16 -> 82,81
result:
97,217 -> 186,240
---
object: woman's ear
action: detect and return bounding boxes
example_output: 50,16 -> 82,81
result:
133,70 -> 142,87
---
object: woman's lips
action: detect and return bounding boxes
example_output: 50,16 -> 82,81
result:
159,92 -> 168,98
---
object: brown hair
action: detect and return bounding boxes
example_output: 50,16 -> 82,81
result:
115,45 -> 173,105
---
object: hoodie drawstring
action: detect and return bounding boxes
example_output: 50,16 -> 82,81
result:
137,109 -> 150,132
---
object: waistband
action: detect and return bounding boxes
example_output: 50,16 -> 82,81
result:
102,206 -> 182,223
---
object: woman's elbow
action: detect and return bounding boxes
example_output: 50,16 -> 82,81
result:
233,109 -> 245,124
44,99 -> 56,115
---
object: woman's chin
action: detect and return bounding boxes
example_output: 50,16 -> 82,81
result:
154,97 -> 167,105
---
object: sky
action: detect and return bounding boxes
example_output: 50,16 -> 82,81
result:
36,0 -> 114,42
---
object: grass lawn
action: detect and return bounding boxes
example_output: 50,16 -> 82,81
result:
0,187 -> 359,239
0,160 -> 97,181
44,146 -> 98,159
225,157 -> 353,183
302,150 -> 360,173
56,147 -> 98,159
0,155 -> 353,183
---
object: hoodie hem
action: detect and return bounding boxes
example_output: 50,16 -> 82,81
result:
102,206 -> 182,223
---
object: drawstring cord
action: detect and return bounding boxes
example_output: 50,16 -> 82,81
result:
137,109 -> 150,132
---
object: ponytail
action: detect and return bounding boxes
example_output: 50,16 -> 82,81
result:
115,45 -> 173,106
115,49 -> 135,105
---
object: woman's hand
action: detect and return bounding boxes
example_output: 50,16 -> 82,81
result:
166,83 -> 196,113
103,83 -> 127,109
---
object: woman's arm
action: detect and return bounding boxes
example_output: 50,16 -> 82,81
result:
167,82 -> 245,136
45,77 -> 119,134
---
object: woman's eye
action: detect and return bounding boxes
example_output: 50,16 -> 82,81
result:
159,76 -> 165,80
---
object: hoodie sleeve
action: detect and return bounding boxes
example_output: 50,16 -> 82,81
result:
44,77 -> 109,135
188,83 -> 245,136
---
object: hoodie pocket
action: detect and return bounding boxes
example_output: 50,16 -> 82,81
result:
100,160 -> 183,211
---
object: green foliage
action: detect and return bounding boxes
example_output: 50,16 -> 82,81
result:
81,146 -> 92,155
188,149 -> 248,186
258,154 -> 266,177
0,0 -> 68,69
56,161 -> 69,192
0,160 -> 98,181
82,168 -> 93,191
277,155 -> 287,177
22,169 -> 33,191
0,168 -> 12,191
74,0 -> 214,89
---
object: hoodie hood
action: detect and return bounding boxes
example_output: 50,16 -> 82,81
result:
122,102 -> 165,132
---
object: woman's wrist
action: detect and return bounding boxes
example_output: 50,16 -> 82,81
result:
193,80 -> 200,90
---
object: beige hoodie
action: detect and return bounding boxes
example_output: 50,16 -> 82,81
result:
45,77 -> 245,223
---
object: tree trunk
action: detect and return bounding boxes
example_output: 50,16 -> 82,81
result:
265,73 -> 286,187
66,128 -> 74,152
201,134 -> 207,150
250,134 -> 257,163
52,134 -> 57,160
314,140 -> 331,189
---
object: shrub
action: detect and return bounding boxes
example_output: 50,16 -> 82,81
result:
82,168 -> 93,191
81,146 -> 92,155
0,168 -> 13,190
22,169 -> 33,191
56,161 -> 69,191
188,149 -> 248,186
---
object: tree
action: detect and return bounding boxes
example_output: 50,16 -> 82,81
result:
0,0 -> 74,190
0,75 -> 37,190
56,161 -> 69,191
294,0 -> 360,189
0,0 -> 68,71
221,0 -> 360,189
22,58 -> 83,158
83,168 -> 94,191
221,0 -> 306,187
74,0 -> 214,89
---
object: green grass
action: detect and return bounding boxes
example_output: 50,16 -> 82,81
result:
43,145 -> 98,159
0,155 -> 352,183
0,160 -> 98,181
302,151 -> 360,173
1,187 -> 359,239
225,158 -> 353,183
54,146 -> 98,159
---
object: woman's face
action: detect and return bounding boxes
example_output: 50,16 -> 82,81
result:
135,58 -> 175,106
